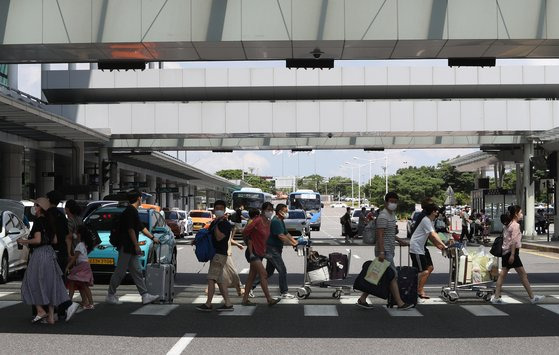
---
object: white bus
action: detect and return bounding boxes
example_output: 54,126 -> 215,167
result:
232,188 -> 273,211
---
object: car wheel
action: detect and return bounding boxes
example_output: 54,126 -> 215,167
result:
0,253 -> 8,284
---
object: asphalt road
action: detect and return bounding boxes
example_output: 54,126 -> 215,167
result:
2,207 -> 559,354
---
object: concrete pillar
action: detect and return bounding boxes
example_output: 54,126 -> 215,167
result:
553,153 -> 559,241
523,143 -> 536,239
121,170 -> 135,189
515,163 -> 523,208
36,151 -> 55,197
99,147 -> 109,199
111,166 -> 120,195
167,183 -> 175,209
72,142 -> 85,185
7,64 -> 18,90
0,144 -> 23,200
160,183 -> 167,208
181,185 -> 188,210
147,175 -> 157,204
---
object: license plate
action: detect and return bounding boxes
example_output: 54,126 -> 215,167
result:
89,258 -> 114,265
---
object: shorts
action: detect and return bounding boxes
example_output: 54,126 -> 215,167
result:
410,248 -> 433,272
245,249 -> 264,263
502,250 -> 523,269
207,254 -> 228,281
235,222 -> 242,229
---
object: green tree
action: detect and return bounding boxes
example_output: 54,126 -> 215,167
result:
215,169 -> 275,194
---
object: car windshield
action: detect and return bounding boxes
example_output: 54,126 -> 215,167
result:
164,211 -> 179,220
190,211 -> 211,218
287,211 -> 306,219
86,209 -> 149,231
289,194 -> 321,211
352,210 -> 363,218
23,206 -> 36,223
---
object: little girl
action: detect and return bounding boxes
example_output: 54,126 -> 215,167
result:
66,225 -> 95,310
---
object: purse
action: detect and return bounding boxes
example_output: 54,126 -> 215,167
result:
490,235 -> 503,257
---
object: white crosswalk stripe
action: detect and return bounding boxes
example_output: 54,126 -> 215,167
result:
461,305 -> 508,316
219,305 -> 257,316
539,304 -> 559,315
385,307 -> 423,317
132,304 -> 179,316
0,292 -> 13,298
304,305 -> 338,316
0,300 -> 20,310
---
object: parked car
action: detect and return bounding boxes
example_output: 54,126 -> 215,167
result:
283,209 -> 310,237
330,203 -> 347,208
177,210 -> 193,236
81,200 -> 118,219
407,211 -> 422,238
164,209 -> 184,238
84,205 -> 177,275
21,200 -> 36,230
0,200 -> 30,283
350,209 -> 362,233
189,210 -> 214,232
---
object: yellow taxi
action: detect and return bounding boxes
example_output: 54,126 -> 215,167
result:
189,210 -> 214,232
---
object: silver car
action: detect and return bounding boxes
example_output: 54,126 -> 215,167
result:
284,209 -> 311,237
0,200 -> 30,283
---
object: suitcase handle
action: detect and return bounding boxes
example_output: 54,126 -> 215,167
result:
151,242 -> 162,265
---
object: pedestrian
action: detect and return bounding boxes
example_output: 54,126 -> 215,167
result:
409,203 -> 447,299
220,223 -> 245,297
18,197 -> 77,324
536,209 -> 546,235
105,190 -> 160,305
196,200 -> 235,312
492,205 -> 545,304
253,204 -> 298,299
64,199 -> 83,257
231,203 -> 247,236
460,206 -> 472,242
65,225 -> 95,310
357,207 -> 367,237
410,197 -> 433,237
241,202 -> 280,306
45,190 -> 73,320
356,192 -> 413,310
340,207 -> 354,244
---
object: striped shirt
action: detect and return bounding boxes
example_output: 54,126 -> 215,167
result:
376,208 -> 396,254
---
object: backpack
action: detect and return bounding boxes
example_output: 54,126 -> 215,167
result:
109,214 -> 122,248
490,235 -> 503,257
86,225 -> 102,250
194,223 -> 216,262
362,220 -> 377,245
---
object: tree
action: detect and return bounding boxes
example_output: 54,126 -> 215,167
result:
215,169 -> 275,194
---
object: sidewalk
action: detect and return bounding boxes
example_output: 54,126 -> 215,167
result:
522,234 -> 559,254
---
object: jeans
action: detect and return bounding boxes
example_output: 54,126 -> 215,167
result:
108,249 -> 148,296
253,246 -> 288,294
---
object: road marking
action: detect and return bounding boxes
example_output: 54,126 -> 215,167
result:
418,297 -> 447,305
192,296 -> 223,304
539,305 -> 559,315
240,268 -> 249,274
304,305 -> 338,316
0,292 -> 13,298
522,250 -> 559,260
132,304 -> 179,316
339,296 -> 361,305
385,307 -> 423,317
167,333 -> 196,355
177,247 -> 184,251
0,301 -> 20,310
219,305 -> 257,316
119,294 -> 142,303
461,305 -> 508,316
500,296 -> 522,304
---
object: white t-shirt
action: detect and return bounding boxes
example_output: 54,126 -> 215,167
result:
409,216 -> 435,255
74,242 -> 89,264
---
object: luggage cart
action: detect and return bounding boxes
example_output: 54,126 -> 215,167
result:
295,239 -> 352,300
440,242 -> 496,303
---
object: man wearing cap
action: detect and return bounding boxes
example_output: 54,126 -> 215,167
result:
460,206 -> 472,242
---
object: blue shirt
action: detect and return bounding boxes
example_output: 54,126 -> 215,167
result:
267,216 -> 287,249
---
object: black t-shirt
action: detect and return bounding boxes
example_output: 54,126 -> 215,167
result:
119,206 -> 144,254
47,207 -> 69,256
211,219 -> 232,256
232,209 -> 243,223
29,216 -> 54,250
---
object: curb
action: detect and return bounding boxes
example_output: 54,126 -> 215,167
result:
522,242 -> 559,254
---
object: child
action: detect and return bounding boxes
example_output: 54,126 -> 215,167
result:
66,225 -> 95,310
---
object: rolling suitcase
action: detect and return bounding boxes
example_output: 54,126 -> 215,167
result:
353,260 -> 395,300
329,252 -> 349,280
387,245 -> 418,308
146,247 -> 175,303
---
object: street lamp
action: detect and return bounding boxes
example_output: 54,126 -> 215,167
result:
354,157 -> 374,201
346,161 -> 368,207
343,163 -> 355,205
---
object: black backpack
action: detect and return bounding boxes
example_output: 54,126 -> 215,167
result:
109,214 -> 122,248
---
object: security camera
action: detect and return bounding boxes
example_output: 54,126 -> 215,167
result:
310,48 -> 324,59
327,133 -> 333,138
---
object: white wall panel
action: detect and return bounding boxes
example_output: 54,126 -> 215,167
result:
251,68 -> 274,86
138,69 -> 159,88
341,67 -> 364,86
320,68 -> 342,86
63,105 -> 85,125
160,69 -> 183,87
553,102 -> 559,127
228,68 -> 250,87
460,101 -> 483,131
47,71 -> 69,89
296,102 -> 319,132
390,102 -> 413,132
131,104 -> 155,134
530,101 -> 553,131
365,67 -> 388,85
545,66 -> 559,84
523,66 -> 545,85
478,67 -> 500,85
273,102 -> 296,133
178,103 -> 202,133
387,67 -> 410,86
433,67 -> 455,85
108,104 -> 132,134
414,101 -> 437,131
249,103 -> 273,133
202,103 -> 226,133
500,66 -> 523,84
410,67 -> 432,85
155,103 -> 178,134
114,71 -> 138,88
506,101 -> 530,130
274,68 -> 296,86
455,67 -> 478,85
85,104 -> 109,129
437,101 -> 460,131
484,101 -> 507,131
319,102 -> 344,133
183,69 -> 205,87
344,102 -> 366,132
297,70 -> 319,86
226,103 -> 249,133
367,101 -> 390,131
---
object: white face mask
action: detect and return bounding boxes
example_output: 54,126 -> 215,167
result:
281,211 -> 289,219
264,211 -> 274,219
387,202 -> 397,211
30,207 -> 37,217
214,210 -> 225,218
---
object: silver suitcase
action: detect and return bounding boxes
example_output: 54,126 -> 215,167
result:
146,262 -> 175,303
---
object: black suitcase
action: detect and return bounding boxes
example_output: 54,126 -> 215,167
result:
329,252 -> 349,280
387,246 -> 418,308
353,260 -> 394,300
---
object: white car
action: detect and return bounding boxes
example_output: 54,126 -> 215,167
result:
177,210 -> 193,236
331,203 -> 348,208
0,200 -> 30,284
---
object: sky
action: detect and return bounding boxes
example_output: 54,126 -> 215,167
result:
14,58 -> 559,179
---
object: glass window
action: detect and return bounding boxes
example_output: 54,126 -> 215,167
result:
287,211 -> 306,219
164,211 -> 179,220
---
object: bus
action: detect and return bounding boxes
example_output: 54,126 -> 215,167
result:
287,190 -> 323,231
232,188 -> 273,211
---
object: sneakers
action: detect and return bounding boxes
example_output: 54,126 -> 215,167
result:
65,302 -> 79,322
196,304 -> 213,312
281,293 -> 295,299
141,293 -> 160,305
105,294 -> 122,305
268,298 -> 280,307
397,303 -> 414,310
356,299 -> 374,309
490,296 -> 505,304
216,304 -> 234,312
248,290 -> 255,298
530,295 -> 545,304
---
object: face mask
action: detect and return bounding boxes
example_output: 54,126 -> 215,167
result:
214,210 -> 225,218
72,233 -> 78,240
518,213 -> 524,221
30,207 -> 37,217
387,202 -> 397,211
282,212 -> 289,219
264,211 -> 274,219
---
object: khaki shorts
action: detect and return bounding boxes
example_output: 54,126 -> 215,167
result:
207,254 -> 228,281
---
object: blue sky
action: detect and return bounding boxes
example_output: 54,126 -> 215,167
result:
16,58 -> 559,179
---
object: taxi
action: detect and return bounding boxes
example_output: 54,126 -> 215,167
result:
189,210 -> 214,232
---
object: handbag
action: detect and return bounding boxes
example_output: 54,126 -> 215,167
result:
490,235 -> 503,257
364,258 -> 390,285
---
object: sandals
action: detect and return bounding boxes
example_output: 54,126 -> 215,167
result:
31,314 -> 47,324
418,294 -> 430,300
